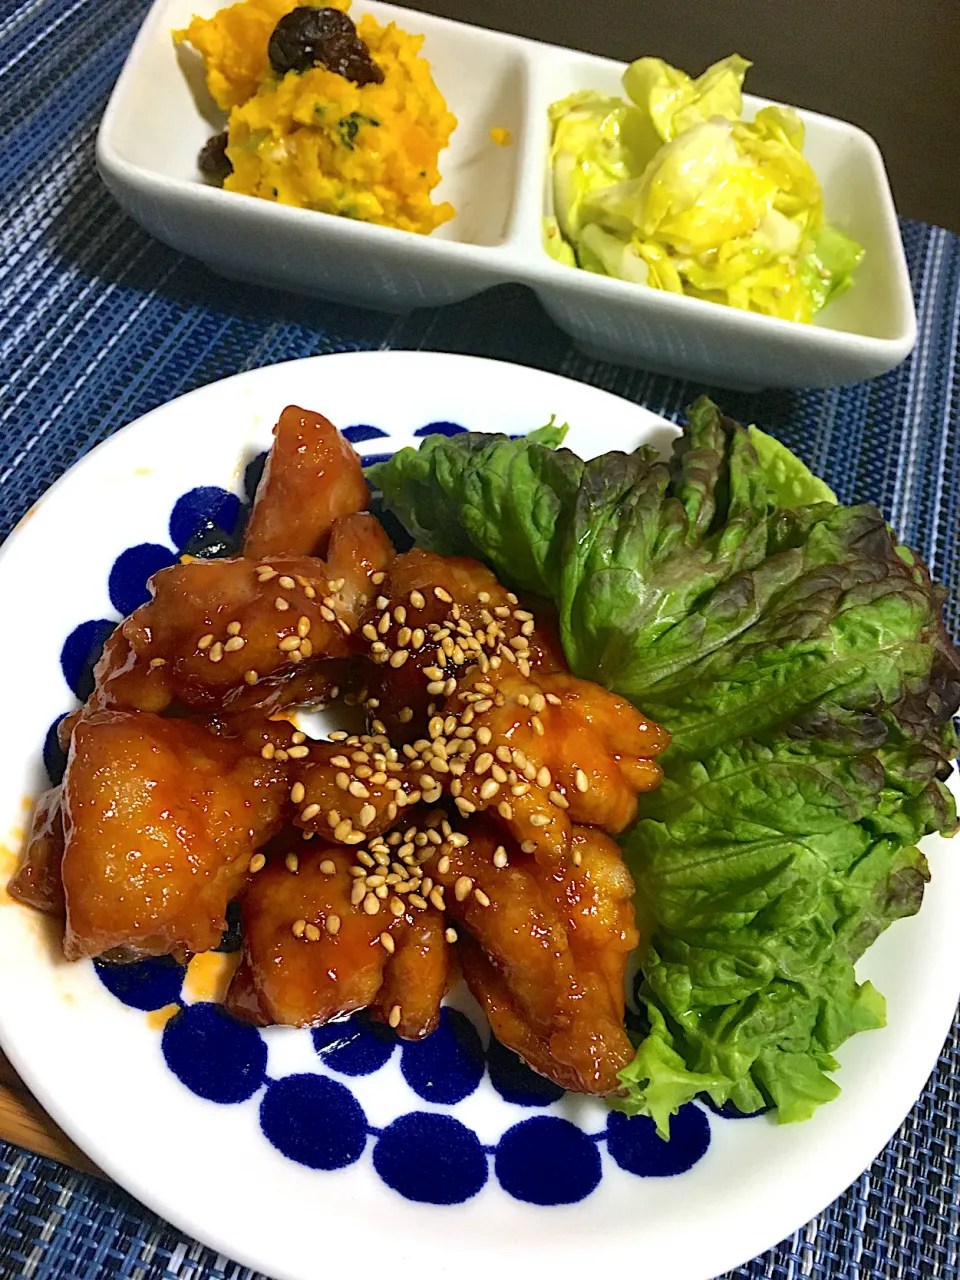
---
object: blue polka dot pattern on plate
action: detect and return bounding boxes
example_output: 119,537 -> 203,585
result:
60,618 -> 117,700
169,486 -> 241,550
43,715 -> 69,788
486,1036 -> 566,1108
108,542 -> 178,615
361,452 -> 395,470
606,1105 -> 711,1177
400,1008 -> 484,1105
162,1003 -> 267,1104
495,1117 -> 602,1205
373,1113 -> 488,1204
313,1012 -> 396,1077
343,424 -> 388,443
414,421 -> 466,438
94,955 -> 185,1012
699,1094 -> 772,1120
261,1074 -> 368,1170
243,452 -> 268,502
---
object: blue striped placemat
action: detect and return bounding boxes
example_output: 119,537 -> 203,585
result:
1,1 -> 959,1276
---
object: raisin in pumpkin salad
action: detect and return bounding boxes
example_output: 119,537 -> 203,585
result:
176,0 -> 456,235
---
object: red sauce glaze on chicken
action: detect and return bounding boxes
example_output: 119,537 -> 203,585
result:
11,405 -> 668,1098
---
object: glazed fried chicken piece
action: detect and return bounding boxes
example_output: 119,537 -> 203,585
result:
359,548 -> 565,742
243,404 -> 371,559
369,908 -> 450,1039
288,735 -> 419,843
204,658 -> 352,757
225,833 -> 449,1037
75,511 -> 393,722
425,818 -> 638,1094
60,710 -> 287,961
439,667 -> 667,863
351,547 -> 666,862
8,787 -> 65,917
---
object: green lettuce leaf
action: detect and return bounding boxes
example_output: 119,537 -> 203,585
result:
369,398 -> 960,1135
748,425 -> 837,507
366,422 -> 579,597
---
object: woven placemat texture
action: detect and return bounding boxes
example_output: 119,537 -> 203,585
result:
2,1 -> 959,1276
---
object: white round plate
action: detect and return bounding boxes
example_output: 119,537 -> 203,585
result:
0,352 -> 956,1280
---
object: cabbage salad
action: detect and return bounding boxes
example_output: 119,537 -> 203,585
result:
544,55 -> 864,322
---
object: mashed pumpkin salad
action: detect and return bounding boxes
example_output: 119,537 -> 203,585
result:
176,0 -> 457,235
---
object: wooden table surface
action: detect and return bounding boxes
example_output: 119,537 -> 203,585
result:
405,0 -> 960,234
0,1050 -> 100,1176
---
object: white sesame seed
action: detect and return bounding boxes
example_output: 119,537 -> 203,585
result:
208,641 -> 224,663
388,1004 -> 402,1028
454,876 -> 473,902
248,853 -> 266,873
301,803 -> 321,822
290,782 -> 306,804
359,803 -> 377,828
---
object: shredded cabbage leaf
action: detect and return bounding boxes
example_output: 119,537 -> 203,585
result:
547,55 -> 864,321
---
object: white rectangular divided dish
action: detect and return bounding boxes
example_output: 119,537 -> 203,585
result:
98,0 -> 917,389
